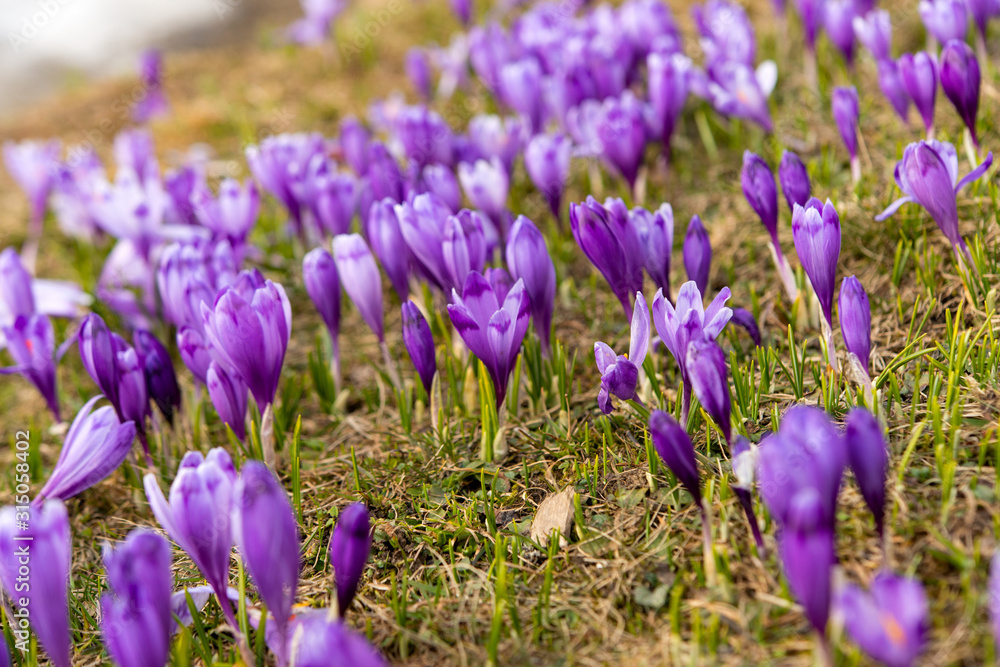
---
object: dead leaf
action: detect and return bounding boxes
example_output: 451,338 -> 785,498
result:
530,487 -> 575,548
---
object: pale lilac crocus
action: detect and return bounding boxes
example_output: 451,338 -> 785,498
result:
594,291 -> 649,414
939,40 -> 982,149
506,215 -> 557,356
0,314 -> 61,420
899,52 -> 938,137
524,133 -> 572,222
683,215 -> 712,295
332,234 -> 384,343
570,197 -> 644,319
853,10 -> 892,62
837,573 -> 929,667
875,140 -> 993,261
629,204 -> 674,300
831,86 -> 861,183
791,198 -> 841,368
919,0 -> 968,45
838,275 -> 872,389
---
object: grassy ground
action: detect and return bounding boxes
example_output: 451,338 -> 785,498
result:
1,0 -> 1000,664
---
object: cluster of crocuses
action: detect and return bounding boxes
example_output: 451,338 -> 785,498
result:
0,457 -> 383,666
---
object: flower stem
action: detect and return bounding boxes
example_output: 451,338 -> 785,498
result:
700,499 -> 716,587
735,488 -> 766,558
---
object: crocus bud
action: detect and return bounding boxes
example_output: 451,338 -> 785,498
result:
499,58 -> 544,133
405,48 -> 433,101
0,500 -> 71,667
651,282 -> 732,386
506,215 -> 557,356
420,164 -> 462,213
875,140 -> 993,258
730,307 -> 762,346
201,275 -> 291,410
939,40 -> 981,148
832,86 -> 861,181
401,302 -> 436,394
329,502 -> 372,617
339,116 -> 371,177
630,204 -> 674,301
206,361 -> 249,441
113,335 -> 151,428
524,133 -> 571,220
852,9 -> 891,61
144,449 -> 237,604
447,272 -> 530,407
647,52 -> 692,157
37,395 -> 136,502
234,461 -> 300,648
0,246 -> 36,318
466,115 -> 524,178
177,326 -> 212,385
919,0 -> 968,44
192,178 -> 259,246
366,198 -> 411,300
442,210 -> 487,293
596,91 -> 647,190
133,329 -> 181,426
458,158 -> 509,236
289,612 -> 387,666
395,193 -> 452,292
837,574 -> 929,666
838,275 -> 871,380
649,410 -> 701,503
824,0 -> 857,65
1,315 -> 60,420
485,267 -> 513,305
102,530 -> 174,667
741,151 -> 779,243
303,247 -> 342,367
898,51 -> 938,135
876,59 -> 911,123
778,150 -> 812,212
779,488 -> 837,637
686,338 -> 731,443
990,553 -> 1000,650
332,234 -> 384,343
791,198 -> 841,329
570,196 -> 645,319
683,215 -> 712,295
79,313 -> 120,410
844,408 -> 888,537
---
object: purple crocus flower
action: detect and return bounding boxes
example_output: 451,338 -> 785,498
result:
742,152 -> 797,299
853,10 -> 892,62
837,573 -> 929,667
647,52 -> 692,159
968,0 -> 1000,43
366,199 -> 411,300
781,488 -> 838,638
620,0 -> 683,58
3,139 -> 61,229
630,204 -> 674,300
596,91 -> 648,190
101,530 -> 174,667
506,215 -> 557,356
112,334 -> 151,436
285,0 -> 345,45
206,361 -> 249,442
683,214 -> 712,295
234,461 -> 300,656
401,302 -> 436,395
393,105 -> 454,168
824,0 -> 857,66
339,117 -> 370,177
832,86 -> 861,182
133,329 -> 182,426
0,315 -> 60,420
78,313 -> 122,413
651,281 -> 732,424
144,449 -> 239,628
570,197 -> 645,319
791,198 -> 841,335
878,59 -> 912,123
778,150 -> 812,213
730,307 -> 762,346
303,247 -> 342,377
363,143 -> 405,213
395,193 -> 453,292
594,291 -> 650,414
415,164 -> 462,214
450,0 -> 471,24
990,553 -> 1000,650
177,327 -> 212,385
37,395 -> 136,502
193,178 -> 260,247
406,48 -> 433,101
693,0 -> 757,69
939,40 -> 982,149
133,50 -> 169,123
457,158 -> 509,237
0,500 -> 71,667
919,0 -> 968,44
332,234 -> 384,343
112,129 -> 158,184
875,140 -> 993,259
686,338 -> 731,442
706,61 -> 777,132
838,275 -> 872,386
245,133 -> 325,234
466,115 -> 524,178
844,407 -> 888,538
649,410 -> 700,503
447,271 -> 530,407
793,0 -> 824,50
288,612 -> 388,666
898,52 -> 939,136
524,133 -> 571,221
499,59 -> 545,134
201,273 -> 291,409
329,502 -> 372,616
